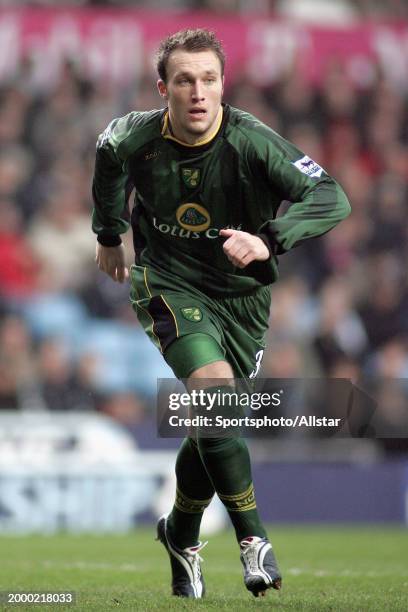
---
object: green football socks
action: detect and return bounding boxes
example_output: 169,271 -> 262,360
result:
168,385 -> 267,547
167,437 -> 214,549
197,435 -> 267,542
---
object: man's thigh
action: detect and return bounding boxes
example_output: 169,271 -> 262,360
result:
214,289 -> 271,380
130,264 -> 269,380
130,265 -> 222,354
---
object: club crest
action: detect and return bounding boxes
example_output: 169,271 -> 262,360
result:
181,307 -> 203,322
182,168 -> 201,188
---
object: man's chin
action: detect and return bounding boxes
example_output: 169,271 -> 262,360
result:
185,122 -> 209,135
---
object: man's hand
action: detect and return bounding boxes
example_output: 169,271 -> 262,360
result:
220,229 -> 270,269
95,242 -> 129,283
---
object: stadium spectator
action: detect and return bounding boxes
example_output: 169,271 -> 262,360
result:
28,182 -> 95,291
0,198 -> 39,300
36,338 -> 97,412
0,315 -> 41,410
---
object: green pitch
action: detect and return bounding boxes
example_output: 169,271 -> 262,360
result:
0,526 -> 407,611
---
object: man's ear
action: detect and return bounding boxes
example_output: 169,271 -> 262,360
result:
221,75 -> 225,97
157,79 -> 168,99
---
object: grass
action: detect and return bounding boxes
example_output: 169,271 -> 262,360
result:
0,526 -> 407,611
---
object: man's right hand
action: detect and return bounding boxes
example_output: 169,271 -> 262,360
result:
95,242 -> 129,283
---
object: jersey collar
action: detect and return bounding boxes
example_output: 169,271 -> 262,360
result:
161,106 -> 223,147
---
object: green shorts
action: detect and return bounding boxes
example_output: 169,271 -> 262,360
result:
129,264 -> 271,379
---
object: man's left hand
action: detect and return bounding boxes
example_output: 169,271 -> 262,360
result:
220,229 -> 270,269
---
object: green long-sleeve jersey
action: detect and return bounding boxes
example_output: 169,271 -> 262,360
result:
92,104 -> 350,297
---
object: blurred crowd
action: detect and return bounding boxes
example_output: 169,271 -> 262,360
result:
0,36 -> 407,450
1,0 -> 408,20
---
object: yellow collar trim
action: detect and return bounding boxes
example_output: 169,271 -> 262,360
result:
161,107 -> 223,147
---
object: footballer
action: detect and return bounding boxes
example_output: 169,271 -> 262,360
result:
92,28 -> 350,598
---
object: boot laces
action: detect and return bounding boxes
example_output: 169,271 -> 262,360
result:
183,541 -> 208,582
241,538 -> 262,573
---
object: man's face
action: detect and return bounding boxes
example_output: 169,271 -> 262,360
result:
157,49 -> 224,144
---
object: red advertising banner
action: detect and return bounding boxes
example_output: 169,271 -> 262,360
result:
0,8 -> 407,89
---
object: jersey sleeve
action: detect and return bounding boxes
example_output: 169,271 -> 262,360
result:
248,124 -> 351,255
91,114 -> 135,245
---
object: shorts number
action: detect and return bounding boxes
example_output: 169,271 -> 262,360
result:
249,349 -> 264,379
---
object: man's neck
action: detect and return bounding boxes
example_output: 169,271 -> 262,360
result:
164,106 -> 223,147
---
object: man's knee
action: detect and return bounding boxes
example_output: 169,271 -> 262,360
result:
187,360 -> 234,393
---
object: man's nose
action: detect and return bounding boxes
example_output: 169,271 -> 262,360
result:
191,82 -> 205,100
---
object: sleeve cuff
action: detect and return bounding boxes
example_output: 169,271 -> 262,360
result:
256,233 -> 274,260
97,234 -> 122,247
257,224 -> 286,256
